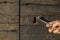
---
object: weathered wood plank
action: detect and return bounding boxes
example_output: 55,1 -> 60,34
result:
20,26 -> 60,40
0,3 -> 19,31
20,16 -> 46,25
20,16 -> 34,25
20,15 -> 60,25
0,2 -> 19,16
21,0 -> 60,5
0,0 -> 19,40
0,3 -> 19,24
0,24 -> 18,31
0,32 -> 19,40
21,6 -> 60,16
0,2 -> 19,31
4,2 -> 19,16
0,15 -> 18,24
0,0 -> 19,2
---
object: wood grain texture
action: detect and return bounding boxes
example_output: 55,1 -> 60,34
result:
0,0 -> 18,2
21,6 -> 60,16
21,0 -> 60,40
0,1 -> 19,31
21,6 -> 60,25
21,0 -> 60,5
20,15 -> 60,25
0,2 -> 19,16
0,15 -> 18,24
0,0 -> 19,40
20,16 -> 33,25
20,26 -> 60,40
0,32 -> 19,40
0,24 -> 18,31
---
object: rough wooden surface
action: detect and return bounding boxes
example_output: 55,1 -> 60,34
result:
0,32 -> 19,40
21,0 -> 60,40
0,0 -> 19,40
21,6 -> 60,16
0,0 -> 19,30
21,0 -> 60,5
20,26 -> 60,40
20,15 -> 60,25
0,0 -> 18,2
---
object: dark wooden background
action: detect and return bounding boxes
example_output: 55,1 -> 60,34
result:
0,0 -> 19,40
21,0 -> 60,40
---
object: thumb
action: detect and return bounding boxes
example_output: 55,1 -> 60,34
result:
46,22 -> 54,27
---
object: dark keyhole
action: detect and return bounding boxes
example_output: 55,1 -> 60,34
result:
33,17 -> 36,23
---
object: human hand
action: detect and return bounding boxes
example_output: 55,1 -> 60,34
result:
46,20 -> 60,34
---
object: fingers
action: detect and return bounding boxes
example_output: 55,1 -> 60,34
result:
48,27 -> 53,33
53,26 -> 60,34
46,21 -> 55,32
46,20 -> 60,34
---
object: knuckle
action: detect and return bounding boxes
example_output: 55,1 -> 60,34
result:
53,29 -> 59,34
48,29 -> 52,33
